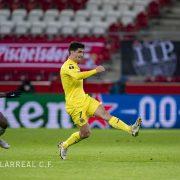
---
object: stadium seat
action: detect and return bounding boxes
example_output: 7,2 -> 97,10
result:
171,76 -> 180,82
26,0 -> 38,11
0,34 -> 16,42
15,21 -> 31,35
101,0 -> 115,12
105,10 -> 121,25
158,0 -> 172,6
55,0 -> 68,11
124,25 -> 136,39
74,10 -> 90,22
12,9 -> 27,22
121,10 -> 136,26
28,9 -> 43,23
0,0 -> 6,9
69,0 -> 86,10
136,12 -> 148,29
30,21 -> 46,35
154,75 -> 168,82
58,9 -> 74,23
92,21 -> 108,35
44,9 -> 59,22
148,1 -> 160,17
41,0 -> 55,11
45,21 -> 61,35
90,10 -> 105,23
0,9 -> 10,21
76,21 -> 92,35
61,21 -> 77,35
0,0 -> 159,39
133,0 -> 147,14
11,0 -> 22,10
0,20 -> 14,35
86,0 -> 101,11
108,22 -> 123,32
117,0 -> 133,13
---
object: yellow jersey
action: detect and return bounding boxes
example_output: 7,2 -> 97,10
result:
60,59 -> 97,108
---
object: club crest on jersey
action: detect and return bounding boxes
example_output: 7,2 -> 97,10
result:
69,64 -> 74,69
80,118 -> 85,123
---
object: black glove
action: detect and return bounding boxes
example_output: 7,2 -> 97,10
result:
6,90 -> 22,98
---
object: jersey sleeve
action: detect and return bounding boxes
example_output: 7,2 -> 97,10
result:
65,64 -> 97,80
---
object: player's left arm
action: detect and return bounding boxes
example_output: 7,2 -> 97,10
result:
0,90 -> 22,98
66,65 -> 105,80
70,69 -> 97,80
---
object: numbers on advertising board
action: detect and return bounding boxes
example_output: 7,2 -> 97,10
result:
139,96 -> 177,128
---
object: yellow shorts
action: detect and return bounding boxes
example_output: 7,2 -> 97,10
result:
66,95 -> 100,127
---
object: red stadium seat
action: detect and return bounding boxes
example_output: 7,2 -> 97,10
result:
69,0 -> 86,10
155,75 -> 167,82
11,0 -> 22,10
136,12 -> 148,29
0,35 -> 16,42
123,23 -> 136,40
54,0 -> 68,11
0,0 -> 6,9
171,76 -> 180,82
148,1 -> 160,18
41,0 -> 55,11
108,22 -> 124,33
158,0 -> 172,6
26,0 -> 38,11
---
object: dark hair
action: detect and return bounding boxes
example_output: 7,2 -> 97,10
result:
68,42 -> 85,53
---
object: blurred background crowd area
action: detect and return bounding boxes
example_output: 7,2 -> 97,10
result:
0,0 -> 179,94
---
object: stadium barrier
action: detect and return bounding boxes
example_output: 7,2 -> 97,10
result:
0,93 -> 179,129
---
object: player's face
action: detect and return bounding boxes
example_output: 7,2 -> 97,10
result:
74,48 -> 84,62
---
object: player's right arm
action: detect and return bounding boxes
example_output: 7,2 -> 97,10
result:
65,65 -> 105,80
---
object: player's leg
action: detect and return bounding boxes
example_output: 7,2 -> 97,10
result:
86,97 -> 133,134
63,123 -> 91,149
0,112 -> 10,149
59,123 -> 91,160
94,104 -> 131,133
94,104 -> 141,136
79,123 -> 91,139
59,108 -> 91,159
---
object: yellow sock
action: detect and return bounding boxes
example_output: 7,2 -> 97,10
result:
63,132 -> 81,149
109,116 -> 131,134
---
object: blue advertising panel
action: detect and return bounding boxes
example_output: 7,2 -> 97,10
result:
102,94 -> 180,128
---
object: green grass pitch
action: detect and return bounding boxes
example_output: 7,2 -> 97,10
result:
0,129 -> 180,180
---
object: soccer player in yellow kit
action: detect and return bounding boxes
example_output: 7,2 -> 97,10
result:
59,42 -> 142,160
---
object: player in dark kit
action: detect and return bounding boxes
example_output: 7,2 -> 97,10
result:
0,90 -> 21,149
